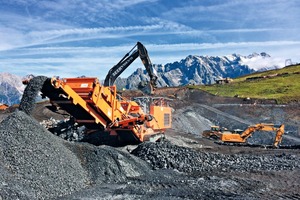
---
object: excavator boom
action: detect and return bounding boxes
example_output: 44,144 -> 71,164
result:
104,42 -> 158,93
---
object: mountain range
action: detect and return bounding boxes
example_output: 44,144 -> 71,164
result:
116,52 -> 277,90
0,52 -> 278,105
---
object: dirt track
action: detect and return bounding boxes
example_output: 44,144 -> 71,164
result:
0,87 -> 300,199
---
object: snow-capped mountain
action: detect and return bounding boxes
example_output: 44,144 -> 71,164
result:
117,52 -> 276,89
0,73 -> 25,105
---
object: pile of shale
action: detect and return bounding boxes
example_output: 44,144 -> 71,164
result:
0,111 -> 151,200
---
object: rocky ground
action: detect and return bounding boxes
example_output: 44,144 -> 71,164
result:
0,86 -> 299,199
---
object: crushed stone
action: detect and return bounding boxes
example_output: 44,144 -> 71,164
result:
131,140 -> 300,173
0,111 -> 152,199
0,111 -> 88,199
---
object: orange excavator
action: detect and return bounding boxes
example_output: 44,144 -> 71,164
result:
22,42 -> 171,145
220,123 -> 285,148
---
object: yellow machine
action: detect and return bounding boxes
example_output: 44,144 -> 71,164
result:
220,123 -> 285,148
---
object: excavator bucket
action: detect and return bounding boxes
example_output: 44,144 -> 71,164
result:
138,81 -> 155,95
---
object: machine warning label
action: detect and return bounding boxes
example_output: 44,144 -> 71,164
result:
80,83 -> 89,88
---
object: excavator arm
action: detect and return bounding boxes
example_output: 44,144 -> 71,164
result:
104,42 -> 158,92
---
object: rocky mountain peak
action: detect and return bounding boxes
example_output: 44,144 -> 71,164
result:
0,72 -> 25,105
247,52 -> 271,59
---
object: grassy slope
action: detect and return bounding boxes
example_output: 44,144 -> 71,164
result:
191,65 -> 300,104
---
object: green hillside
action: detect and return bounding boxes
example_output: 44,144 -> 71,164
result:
191,65 -> 300,104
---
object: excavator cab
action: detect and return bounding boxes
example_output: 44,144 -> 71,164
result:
211,126 -> 220,132
202,125 -> 222,139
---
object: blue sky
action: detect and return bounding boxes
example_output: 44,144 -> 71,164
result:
0,0 -> 300,78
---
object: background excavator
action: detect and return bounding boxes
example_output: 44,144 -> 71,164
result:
203,123 -> 285,148
21,42 -> 171,145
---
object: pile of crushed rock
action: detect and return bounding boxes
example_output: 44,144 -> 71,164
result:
0,111 -> 151,199
131,140 -> 300,173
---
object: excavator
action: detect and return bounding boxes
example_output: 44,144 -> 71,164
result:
203,123 -> 285,148
21,42 -> 171,145
221,123 -> 285,148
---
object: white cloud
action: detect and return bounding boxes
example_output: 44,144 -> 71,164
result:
241,57 -> 285,70
0,27 -> 27,50
7,25 -> 288,51
145,41 -> 300,52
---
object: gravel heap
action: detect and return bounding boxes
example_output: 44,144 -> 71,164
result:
0,111 -> 88,199
0,111 -> 151,199
132,140 -> 300,173
64,142 -> 152,185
